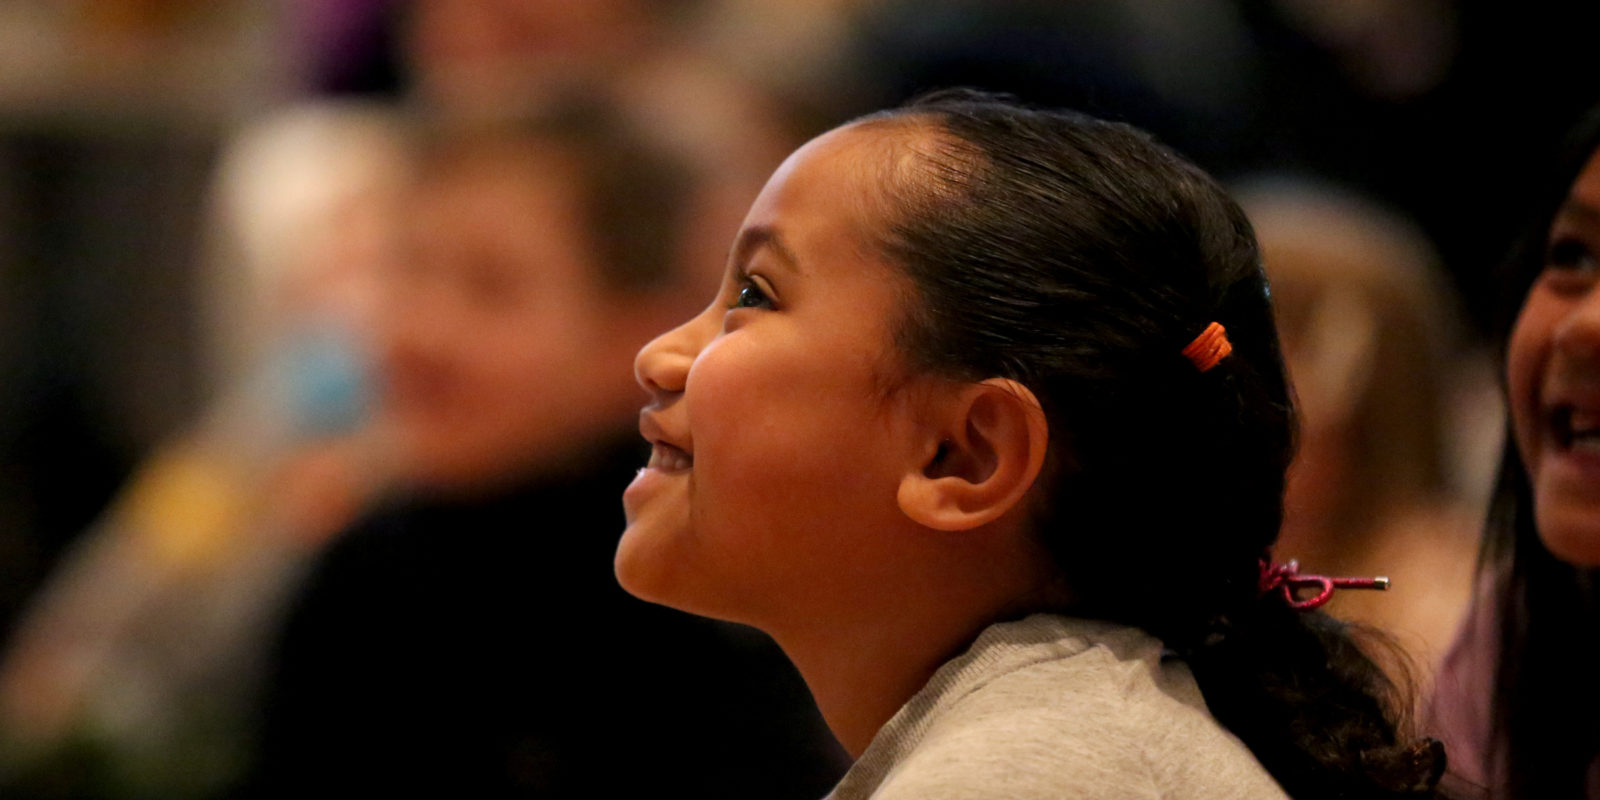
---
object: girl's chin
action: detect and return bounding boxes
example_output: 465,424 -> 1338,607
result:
613,534 -> 757,626
1536,526 -> 1600,568
613,524 -> 693,607
612,529 -> 659,601
1534,493 -> 1600,568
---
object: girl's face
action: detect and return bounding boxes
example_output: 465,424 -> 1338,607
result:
1508,147 -> 1600,566
617,123 -> 933,628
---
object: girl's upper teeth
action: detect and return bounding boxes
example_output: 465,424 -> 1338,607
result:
1572,409 -> 1600,436
649,444 -> 692,470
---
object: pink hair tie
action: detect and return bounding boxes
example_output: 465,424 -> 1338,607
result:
1258,558 -> 1390,611
1182,321 -> 1233,372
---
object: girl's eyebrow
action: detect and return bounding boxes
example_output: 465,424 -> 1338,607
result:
732,225 -> 804,275
1557,196 -> 1600,225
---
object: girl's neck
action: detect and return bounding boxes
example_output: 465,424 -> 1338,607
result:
766,539 -> 1067,757
773,610 -> 988,757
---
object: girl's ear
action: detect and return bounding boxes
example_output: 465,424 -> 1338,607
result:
897,378 -> 1049,531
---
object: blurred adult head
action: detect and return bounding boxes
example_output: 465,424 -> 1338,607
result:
401,0 -> 697,116
1239,181 -> 1462,534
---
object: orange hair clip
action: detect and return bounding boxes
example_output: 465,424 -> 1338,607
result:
1182,321 -> 1232,372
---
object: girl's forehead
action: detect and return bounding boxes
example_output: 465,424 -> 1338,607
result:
785,118 -> 933,181
1572,147 -> 1600,204
750,119 -> 936,236
769,124 -> 883,189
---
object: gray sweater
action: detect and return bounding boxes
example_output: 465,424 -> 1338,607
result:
826,614 -> 1290,800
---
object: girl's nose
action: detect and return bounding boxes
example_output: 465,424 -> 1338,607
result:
635,314 -> 708,398
1553,282 -> 1600,359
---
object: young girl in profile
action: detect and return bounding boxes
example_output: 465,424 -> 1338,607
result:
617,90 -> 1444,800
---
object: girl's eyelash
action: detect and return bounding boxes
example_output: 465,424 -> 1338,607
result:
727,273 -> 776,311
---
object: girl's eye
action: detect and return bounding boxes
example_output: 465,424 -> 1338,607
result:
729,278 -> 774,310
1541,234 -> 1600,295
1547,237 -> 1596,272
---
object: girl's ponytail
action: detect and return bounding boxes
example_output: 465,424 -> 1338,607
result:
1185,592 -> 1446,798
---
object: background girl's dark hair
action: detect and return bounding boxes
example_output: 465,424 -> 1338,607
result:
1476,102 -> 1600,800
860,89 -> 1444,799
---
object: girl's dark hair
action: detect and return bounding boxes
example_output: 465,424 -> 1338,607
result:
1476,103 -> 1600,800
860,89 -> 1444,799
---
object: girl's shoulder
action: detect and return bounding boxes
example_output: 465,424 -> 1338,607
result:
853,614 -> 1290,800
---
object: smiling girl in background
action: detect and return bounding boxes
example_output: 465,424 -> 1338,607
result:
617,90 -> 1445,799
1430,105 -> 1600,800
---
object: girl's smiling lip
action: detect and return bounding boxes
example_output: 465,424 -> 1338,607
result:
1541,380 -> 1600,473
625,410 -> 694,513
620,412 -> 691,512
638,410 -> 693,470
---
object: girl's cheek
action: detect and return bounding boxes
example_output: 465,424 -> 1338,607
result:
683,342 -> 742,453
686,336 -> 794,483
686,335 -> 756,411
1507,289 -> 1557,466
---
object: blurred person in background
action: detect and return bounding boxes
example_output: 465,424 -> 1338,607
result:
242,95 -> 845,798
1237,181 -> 1485,678
0,0 -> 271,643
1429,104 -> 1600,800
0,102 -> 407,799
398,0 -> 677,113
394,0 -> 794,162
